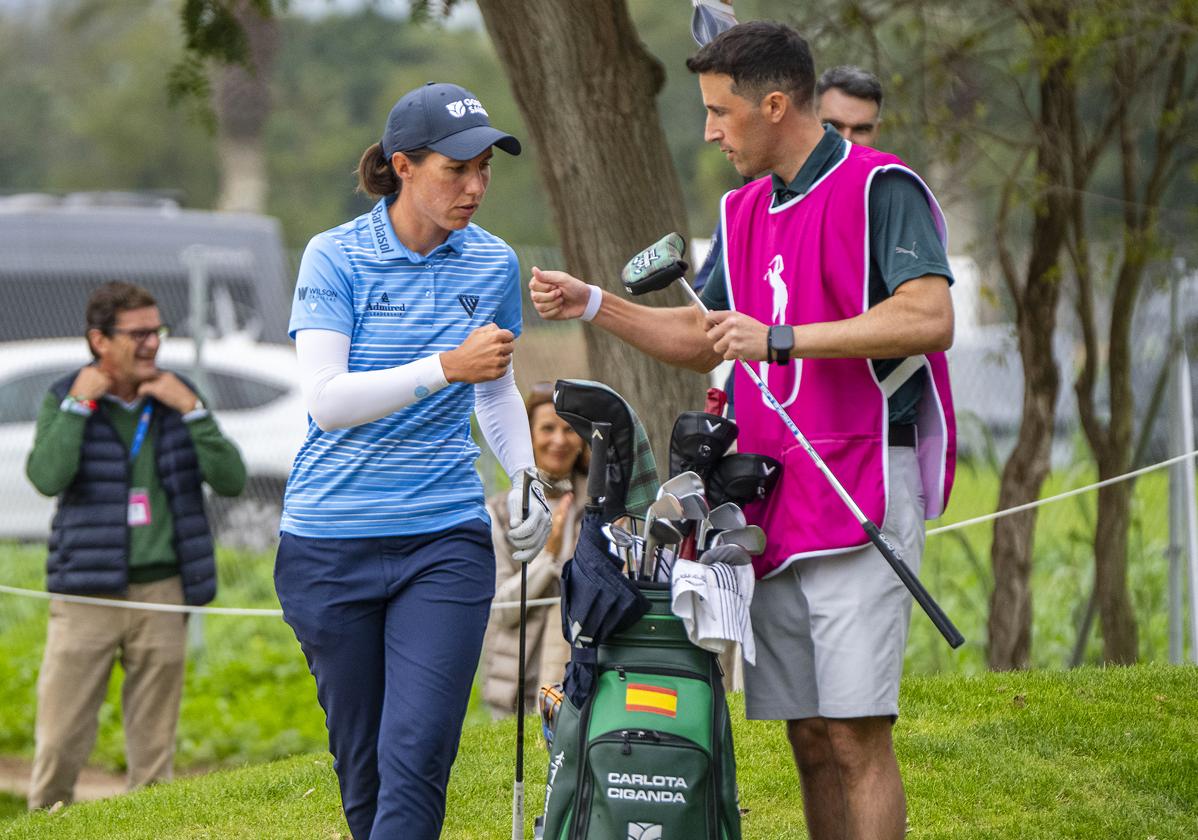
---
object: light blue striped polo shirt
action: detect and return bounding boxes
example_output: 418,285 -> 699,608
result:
281,197 -> 522,538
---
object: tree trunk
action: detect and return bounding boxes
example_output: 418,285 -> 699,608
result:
987,306 -> 1059,669
214,1 -> 277,214
1093,477 -> 1138,662
987,0 -> 1074,670
475,0 -> 706,459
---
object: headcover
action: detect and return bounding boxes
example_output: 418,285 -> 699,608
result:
707,452 -> 782,509
553,379 -> 660,520
621,232 -> 689,296
669,411 -> 739,479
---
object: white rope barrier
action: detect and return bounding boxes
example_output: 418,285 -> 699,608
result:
925,448 -> 1198,536
2,448 -> 1195,616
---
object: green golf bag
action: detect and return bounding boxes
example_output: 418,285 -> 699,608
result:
539,585 -> 741,840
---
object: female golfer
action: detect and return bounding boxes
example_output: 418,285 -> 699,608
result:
275,82 -> 552,840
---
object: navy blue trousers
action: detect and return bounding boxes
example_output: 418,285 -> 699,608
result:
275,521 -> 495,840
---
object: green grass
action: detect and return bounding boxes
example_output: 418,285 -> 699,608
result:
3,664 -> 1195,839
0,458 -> 1188,776
0,796 -> 23,822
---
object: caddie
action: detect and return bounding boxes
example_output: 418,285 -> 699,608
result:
529,21 -> 956,840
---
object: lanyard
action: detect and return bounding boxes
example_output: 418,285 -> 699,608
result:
129,403 -> 153,463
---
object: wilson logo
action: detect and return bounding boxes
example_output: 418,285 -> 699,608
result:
458,294 -> 480,317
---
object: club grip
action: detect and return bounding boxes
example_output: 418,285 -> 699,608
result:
520,468 -> 533,520
863,521 -> 965,648
586,421 -> 611,510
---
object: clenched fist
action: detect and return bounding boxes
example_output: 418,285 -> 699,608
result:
528,266 -> 593,321
68,366 -> 112,401
441,323 -> 515,383
705,310 -> 771,362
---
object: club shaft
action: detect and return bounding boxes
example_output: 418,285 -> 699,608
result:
677,277 -> 963,648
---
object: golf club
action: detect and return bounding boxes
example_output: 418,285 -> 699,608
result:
698,543 -> 753,567
646,518 -> 684,580
643,495 -> 685,581
658,470 -> 706,503
700,501 -> 746,549
625,249 -> 965,649
710,525 -> 766,555
512,468 -> 536,840
707,452 -> 782,509
669,410 -> 738,480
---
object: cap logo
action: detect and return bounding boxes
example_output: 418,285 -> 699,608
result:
446,98 -> 488,118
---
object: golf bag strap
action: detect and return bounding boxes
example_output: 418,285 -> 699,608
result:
879,354 -> 926,398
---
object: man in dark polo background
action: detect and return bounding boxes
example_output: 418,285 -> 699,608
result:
24,281 -> 246,809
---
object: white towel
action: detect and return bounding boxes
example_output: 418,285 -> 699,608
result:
670,557 -> 756,665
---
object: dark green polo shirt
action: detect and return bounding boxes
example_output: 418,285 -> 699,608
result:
700,125 -> 954,425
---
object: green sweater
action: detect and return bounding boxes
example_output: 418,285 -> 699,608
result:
26,393 -> 246,583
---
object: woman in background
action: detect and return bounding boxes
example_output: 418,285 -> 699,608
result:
483,382 -> 587,719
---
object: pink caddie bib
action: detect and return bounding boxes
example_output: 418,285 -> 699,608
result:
720,143 -> 956,578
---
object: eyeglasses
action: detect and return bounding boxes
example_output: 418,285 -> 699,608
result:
109,325 -> 170,344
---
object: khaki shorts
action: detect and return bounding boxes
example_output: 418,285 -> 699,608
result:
743,448 -> 927,720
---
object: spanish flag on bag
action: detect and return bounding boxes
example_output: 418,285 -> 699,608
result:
625,683 -> 678,717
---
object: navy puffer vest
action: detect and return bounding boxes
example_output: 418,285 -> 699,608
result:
46,371 -> 217,605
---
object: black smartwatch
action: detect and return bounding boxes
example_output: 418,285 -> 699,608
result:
768,325 -> 794,365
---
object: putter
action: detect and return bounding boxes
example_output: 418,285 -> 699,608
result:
625,255 -> 965,648
710,525 -> 767,556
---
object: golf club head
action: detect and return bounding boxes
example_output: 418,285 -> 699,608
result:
707,453 -> 782,509
698,543 -> 753,567
647,494 -> 685,524
646,519 -> 683,581
621,232 -> 688,296
675,491 -> 710,524
658,470 -> 705,503
711,525 -> 767,555
648,518 -> 683,548
669,411 -> 738,479
707,502 -> 747,532
601,523 -> 635,550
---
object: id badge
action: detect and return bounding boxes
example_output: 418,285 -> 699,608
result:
128,488 -> 151,527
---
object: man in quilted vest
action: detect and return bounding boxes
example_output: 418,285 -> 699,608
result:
530,22 -> 955,840
25,281 -> 245,809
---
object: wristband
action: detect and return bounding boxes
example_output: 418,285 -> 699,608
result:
579,284 -> 603,322
61,394 -> 97,416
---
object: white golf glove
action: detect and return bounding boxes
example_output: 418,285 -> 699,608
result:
507,470 -> 552,563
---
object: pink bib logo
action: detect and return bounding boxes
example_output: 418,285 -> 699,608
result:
760,253 -> 798,407
763,254 -> 788,324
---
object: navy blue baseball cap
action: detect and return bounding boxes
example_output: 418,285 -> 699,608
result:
381,82 -> 522,161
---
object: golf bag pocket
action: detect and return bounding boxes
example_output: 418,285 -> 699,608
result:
563,667 -> 729,840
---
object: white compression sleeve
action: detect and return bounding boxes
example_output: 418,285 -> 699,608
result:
295,329 -> 450,431
474,368 -> 535,479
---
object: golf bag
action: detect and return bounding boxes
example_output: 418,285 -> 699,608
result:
539,586 -> 741,840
